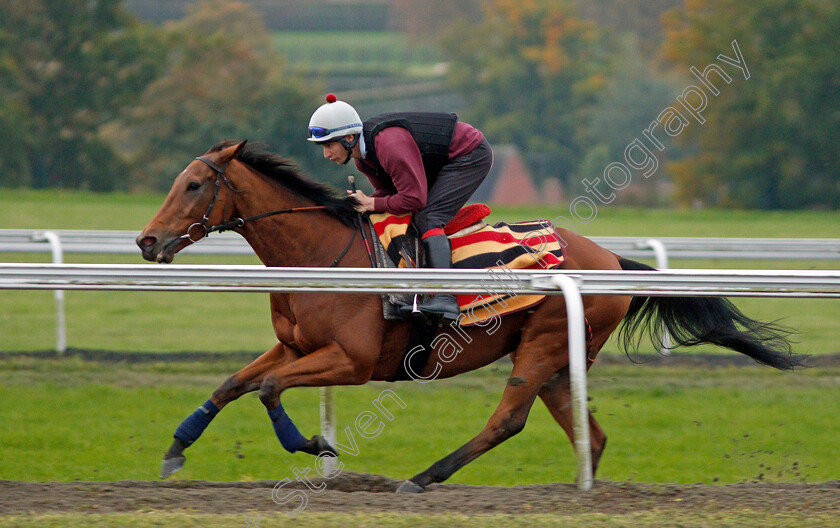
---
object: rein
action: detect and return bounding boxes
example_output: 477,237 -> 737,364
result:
206,205 -> 327,235
182,155 -> 357,268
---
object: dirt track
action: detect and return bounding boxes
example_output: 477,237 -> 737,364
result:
1,473 -> 839,516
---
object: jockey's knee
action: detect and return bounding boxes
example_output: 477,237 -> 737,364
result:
412,212 -> 442,237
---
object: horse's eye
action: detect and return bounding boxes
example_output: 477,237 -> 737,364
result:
186,181 -> 201,191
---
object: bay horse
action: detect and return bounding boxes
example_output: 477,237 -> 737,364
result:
137,140 -> 803,491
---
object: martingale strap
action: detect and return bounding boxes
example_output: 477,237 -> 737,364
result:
327,225 -> 357,268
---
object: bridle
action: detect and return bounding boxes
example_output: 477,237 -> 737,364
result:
180,155 -> 357,267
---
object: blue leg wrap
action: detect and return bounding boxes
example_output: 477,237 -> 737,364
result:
268,403 -> 307,453
174,400 -> 220,447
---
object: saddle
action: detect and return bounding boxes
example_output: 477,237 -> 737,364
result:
367,204 -> 566,326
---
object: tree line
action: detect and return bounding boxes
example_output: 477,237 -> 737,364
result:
439,0 -> 840,209
1,0 -> 837,208
0,0 -> 327,191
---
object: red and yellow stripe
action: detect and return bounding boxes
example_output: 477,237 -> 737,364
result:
369,213 -> 565,326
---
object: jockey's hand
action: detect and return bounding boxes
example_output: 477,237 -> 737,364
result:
347,190 -> 375,213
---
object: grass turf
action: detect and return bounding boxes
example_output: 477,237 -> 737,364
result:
0,357 -> 835,485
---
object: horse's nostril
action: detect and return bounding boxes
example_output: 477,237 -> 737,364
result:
139,236 -> 157,248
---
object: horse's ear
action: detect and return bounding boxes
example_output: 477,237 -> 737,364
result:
218,139 -> 248,163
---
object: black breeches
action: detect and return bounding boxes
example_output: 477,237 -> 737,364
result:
413,138 -> 493,236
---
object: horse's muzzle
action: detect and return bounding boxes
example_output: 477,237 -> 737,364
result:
136,233 -> 180,263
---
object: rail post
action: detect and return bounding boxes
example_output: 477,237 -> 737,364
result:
319,387 -> 337,476
548,273 -> 592,490
31,231 -> 66,354
638,239 -> 673,354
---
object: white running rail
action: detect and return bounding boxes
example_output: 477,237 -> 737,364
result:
3,229 -> 840,259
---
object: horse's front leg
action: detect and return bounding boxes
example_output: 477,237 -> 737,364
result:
258,341 -> 370,456
160,342 -> 298,479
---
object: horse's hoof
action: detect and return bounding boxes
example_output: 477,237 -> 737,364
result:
160,455 -> 185,479
396,480 -> 425,493
299,435 -> 338,457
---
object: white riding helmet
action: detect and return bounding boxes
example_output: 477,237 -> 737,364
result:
307,94 -> 363,144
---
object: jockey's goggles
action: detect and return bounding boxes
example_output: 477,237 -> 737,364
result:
308,123 -> 363,140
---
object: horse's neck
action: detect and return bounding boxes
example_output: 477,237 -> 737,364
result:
231,168 -> 360,268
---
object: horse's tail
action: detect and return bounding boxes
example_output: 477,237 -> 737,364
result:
616,257 -> 806,371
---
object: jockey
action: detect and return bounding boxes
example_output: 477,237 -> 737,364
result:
308,93 -> 493,321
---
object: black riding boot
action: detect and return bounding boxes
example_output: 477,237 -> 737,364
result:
412,234 -> 460,321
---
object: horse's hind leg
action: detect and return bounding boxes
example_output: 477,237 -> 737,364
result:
160,342 -> 300,478
538,367 -> 607,476
398,328 -> 566,493
534,293 -> 628,477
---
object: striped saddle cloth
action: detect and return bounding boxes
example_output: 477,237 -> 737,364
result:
369,204 -> 566,326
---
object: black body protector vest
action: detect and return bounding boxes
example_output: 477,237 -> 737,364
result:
362,112 -> 458,187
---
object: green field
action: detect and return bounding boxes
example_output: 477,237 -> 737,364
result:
0,357 -> 835,485
273,31 -> 443,77
4,188 -> 840,235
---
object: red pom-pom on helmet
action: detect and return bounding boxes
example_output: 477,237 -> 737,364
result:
325,93 -> 337,103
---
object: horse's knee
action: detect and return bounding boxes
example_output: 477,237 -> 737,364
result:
504,417 -> 527,439
488,411 -> 528,443
258,375 -> 282,409
212,375 -> 243,403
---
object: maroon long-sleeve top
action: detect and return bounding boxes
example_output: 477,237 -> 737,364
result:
355,122 -> 484,214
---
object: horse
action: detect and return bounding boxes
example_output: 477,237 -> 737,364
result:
137,140 -> 804,492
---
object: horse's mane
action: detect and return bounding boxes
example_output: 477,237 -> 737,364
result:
210,140 -> 358,226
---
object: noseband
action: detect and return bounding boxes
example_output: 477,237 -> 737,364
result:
181,156 -> 356,267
